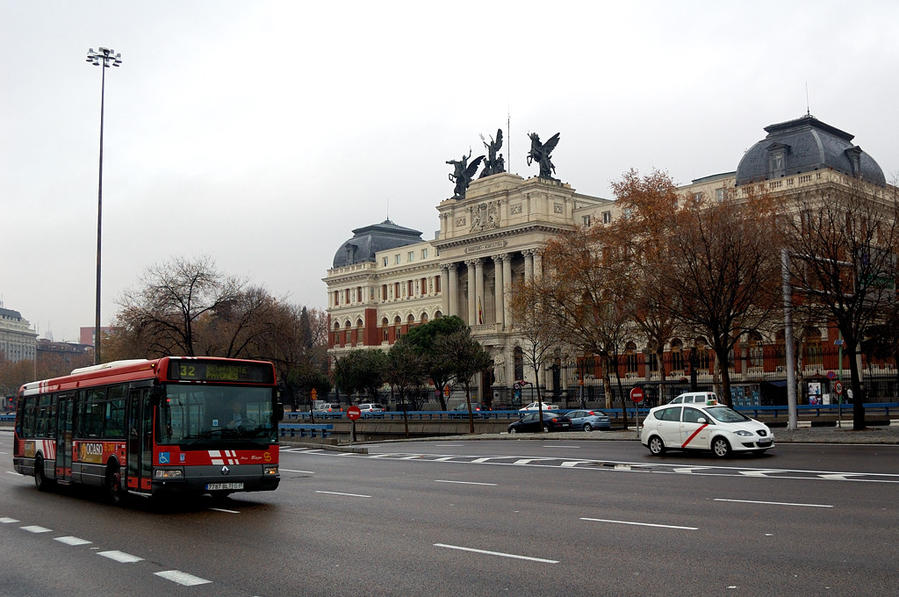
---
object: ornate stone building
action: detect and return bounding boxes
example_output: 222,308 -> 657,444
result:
326,115 -> 897,406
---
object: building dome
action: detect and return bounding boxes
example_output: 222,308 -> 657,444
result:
332,219 -> 424,268
735,115 -> 885,187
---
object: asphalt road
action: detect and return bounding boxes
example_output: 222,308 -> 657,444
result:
1,434 -> 897,596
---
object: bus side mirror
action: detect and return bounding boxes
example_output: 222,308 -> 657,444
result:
274,403 -> 284,421
150,386 -> 165,405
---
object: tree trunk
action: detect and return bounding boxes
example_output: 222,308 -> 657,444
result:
847,340 -> 866,430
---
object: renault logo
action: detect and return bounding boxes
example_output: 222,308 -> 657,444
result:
221,465 -> 230,475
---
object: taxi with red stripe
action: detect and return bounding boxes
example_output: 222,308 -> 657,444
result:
640,400 -> 774,458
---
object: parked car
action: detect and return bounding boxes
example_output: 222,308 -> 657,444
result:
315,403 -> 343,413
508,412 -> 571,433
565,409 -> 611,431
518,401 -> 559,412
449,402 -> 488,418
641,403 -> 774,457
357,403 -> 385,413
669,392 -> 718,405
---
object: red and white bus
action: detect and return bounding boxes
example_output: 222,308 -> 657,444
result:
13,356 -> 282,503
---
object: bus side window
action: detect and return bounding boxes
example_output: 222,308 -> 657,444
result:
23,396 -> 37,438
105,384 -> 126,438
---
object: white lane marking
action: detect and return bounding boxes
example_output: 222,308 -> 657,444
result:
433,456 -> 457,461
543,445 -> 580,449
21,525 -> 52,533
280,468 -> 315,474
819,473 -> 867,481
434,543 -> 558,564
714,498 -> 833,508
673,467 -> 712,474
435,443 -> 464,446
580,517 -> 698,531
7,471 -> 25,476
435,479 -> 497,487
209,507 -> 240,514
55,536 -> 92,546
471,457 -> 492,463
738,470 -> 781,477
561,461 -> 590,468
315,490 -> 371,498
98,550 -> 143,563
1,517 -> 20,523
155,570 -> 212,586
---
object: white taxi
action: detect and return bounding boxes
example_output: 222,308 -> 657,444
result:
640,402 -> 774,457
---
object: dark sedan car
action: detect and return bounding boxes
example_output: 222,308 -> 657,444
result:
566,409 -> 611,431
508,412 -> 571,433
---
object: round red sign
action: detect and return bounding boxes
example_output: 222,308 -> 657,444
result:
833,381 -> 843,395
630,387 -> 645,403
347,405 -> 361,420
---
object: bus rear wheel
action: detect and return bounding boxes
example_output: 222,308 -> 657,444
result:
106,465 -> 124,505
34,456 -> 53,491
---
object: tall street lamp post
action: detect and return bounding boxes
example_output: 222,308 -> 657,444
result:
86,47 -> 122,364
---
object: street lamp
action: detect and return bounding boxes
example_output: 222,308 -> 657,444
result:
86,46 -> 122,364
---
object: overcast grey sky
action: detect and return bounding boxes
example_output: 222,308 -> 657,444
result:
3,0 -> 898,343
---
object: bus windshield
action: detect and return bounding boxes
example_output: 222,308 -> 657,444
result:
157,384 -> 276,445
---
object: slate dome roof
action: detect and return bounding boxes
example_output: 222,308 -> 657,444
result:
332,219 -> 424,268
735,115 -> 885,187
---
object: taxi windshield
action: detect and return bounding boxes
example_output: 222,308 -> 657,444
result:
704,406 -> 751,423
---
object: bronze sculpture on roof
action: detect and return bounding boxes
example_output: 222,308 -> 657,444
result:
527,131 -> 560,180
446,149 -> 484,199
478,128 -> 505,178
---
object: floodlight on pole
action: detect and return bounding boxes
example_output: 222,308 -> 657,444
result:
86,46 -> 122,365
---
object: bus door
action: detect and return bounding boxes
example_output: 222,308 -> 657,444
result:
127,388 -> 153,492
55,394 -> 74,483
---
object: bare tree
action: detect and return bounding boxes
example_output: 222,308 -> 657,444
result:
779,179 -> 899,429
116,256 -> 243,357
651,192 -> 782,405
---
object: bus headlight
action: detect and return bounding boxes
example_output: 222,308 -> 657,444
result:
263,464 -> 279,476
154,467 -> 184,480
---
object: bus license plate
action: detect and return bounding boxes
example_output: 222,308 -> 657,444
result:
205,482 -> 244,491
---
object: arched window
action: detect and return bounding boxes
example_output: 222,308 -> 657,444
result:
748,332 -> 763,369
625,341 -> 638,374
513,346 -> 524,382
420,312 -> 429,324
804,328 -> 823,367
394,316 -> 402,340
670,339 -> 683,372
355,318 -> 364,346
434,311 -> 443,319
694,337 -> 710,371
381,317 -> 389,342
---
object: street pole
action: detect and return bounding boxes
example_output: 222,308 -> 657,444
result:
86,47 -> 122,365
782,249 -> 798,430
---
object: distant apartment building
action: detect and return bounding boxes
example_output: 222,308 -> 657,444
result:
0,307 -> 38,363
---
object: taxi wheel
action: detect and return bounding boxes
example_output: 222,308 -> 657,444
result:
648,435 -> 665,456
583,423 -> 593,432
711,437 -> 731,458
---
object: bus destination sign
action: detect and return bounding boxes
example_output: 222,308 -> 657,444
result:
168,360 -> 274,384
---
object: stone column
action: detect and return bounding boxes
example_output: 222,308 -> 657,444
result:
466,259 -> 477,325
523,249 -> 534,282
444,263 -> 457,316
474,258 -> 484,325
502,253 -> 513,328
533,249 -> 543,280
492,255 -> 504,330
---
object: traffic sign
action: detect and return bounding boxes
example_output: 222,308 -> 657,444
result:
834,381 -> 843,395
826,371 -> 836,380
310,388 -> 318,400
443,385 -> 450,398
630,387 -> 645,403
347,405 -> 361,420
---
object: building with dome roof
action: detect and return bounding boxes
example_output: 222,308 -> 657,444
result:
325,115 -> 897,408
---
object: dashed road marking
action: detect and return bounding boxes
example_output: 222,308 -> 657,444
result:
55,536 -> 92,545
580,517 -> 698,530
98,550 -> 143,563
155,570 -> 212,586
714,498 -> 833,508
315,490 -> 371,498
1,517 -> 20,523
21,525 -> 52,533
435,479 -> 497,486
434,543 -> 558,564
